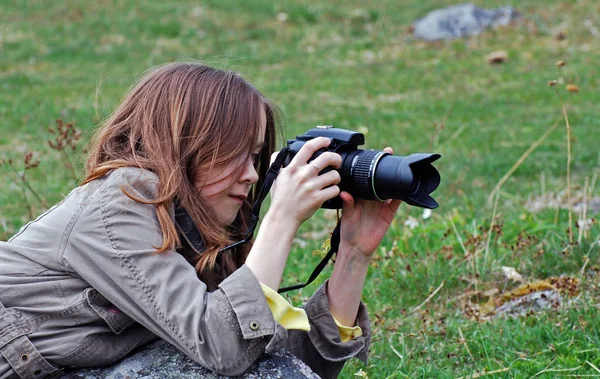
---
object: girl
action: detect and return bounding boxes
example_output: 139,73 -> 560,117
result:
0,62 -> 401,378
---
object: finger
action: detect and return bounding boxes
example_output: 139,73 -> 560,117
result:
309,151 -> 342,171
383,146 -> 394,155
389,199 -> 402,213
339,191 -> 357,221
311,170 -> 341,189
289,137 -> 331,167
384,199 -> 402,219
316,185 -> 340,204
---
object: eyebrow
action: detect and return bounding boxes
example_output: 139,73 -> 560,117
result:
254,142 -> 266,150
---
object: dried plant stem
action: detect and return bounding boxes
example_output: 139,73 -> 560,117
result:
6,163 -> 46,208
458,327 -> 475,362
4,165 -> 33,219
409,281 -> 444,314
483,191 -> 500,273
586,360 -> 600,373
532,365 -> 580,377
18,178 -> 33,219
429,105 -> 453,150
456,367 -> 510,379
449,217 -> 468,257
389,343 -> 403,360
60,149 -> 78,182
580,235 -> 600,279
553,202 -> 560,225
578,177 -> 589,243
449,217 -> 477,283
562,104 -> 573,249
579,256 -> 590,279
21,171 -> 46,208
487,117 -> 561,204
446,123 -> 468,144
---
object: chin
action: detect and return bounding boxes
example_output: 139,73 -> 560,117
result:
220,214 -> 239,227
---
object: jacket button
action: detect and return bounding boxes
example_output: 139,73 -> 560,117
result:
249,321 -> 259,331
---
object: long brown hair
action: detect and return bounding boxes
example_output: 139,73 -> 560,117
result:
84,62 -> 280,288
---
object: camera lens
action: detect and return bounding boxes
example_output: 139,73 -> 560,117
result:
340,150 -> 441,209
339,149 -> 385,201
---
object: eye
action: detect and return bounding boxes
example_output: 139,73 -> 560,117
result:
250,152 -> 260,164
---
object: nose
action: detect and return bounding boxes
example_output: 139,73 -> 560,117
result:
240,158 -> 259,185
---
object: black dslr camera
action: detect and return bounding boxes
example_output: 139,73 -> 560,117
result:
285,126 -> 441,209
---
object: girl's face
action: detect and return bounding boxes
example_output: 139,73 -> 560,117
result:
197,109 -> 266,226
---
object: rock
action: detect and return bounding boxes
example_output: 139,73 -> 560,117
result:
566,84 -> 580,93
62,340 -> 319,379
493,289 -> 561,318
412,3 -> 520,41
486,50 -> 508,64
500,266 -> 523,283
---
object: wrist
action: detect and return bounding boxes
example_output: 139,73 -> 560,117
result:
339,241 -> 373,265
246,210 -> 300,289
263,209 -> 302,231
328,242 -> 371,327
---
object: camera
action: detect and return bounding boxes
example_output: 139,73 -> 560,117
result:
284,126 -> 441,209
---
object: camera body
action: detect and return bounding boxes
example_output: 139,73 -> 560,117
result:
285,126 -> 441,209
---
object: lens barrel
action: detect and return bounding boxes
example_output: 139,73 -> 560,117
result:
340,150 -> 387,201
341,150 -> 441,209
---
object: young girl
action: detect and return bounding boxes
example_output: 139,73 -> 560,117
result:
0,62 -> 401,378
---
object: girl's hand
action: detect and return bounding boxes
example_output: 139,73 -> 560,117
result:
339,147 -> 402,258
268,137 -> 342,229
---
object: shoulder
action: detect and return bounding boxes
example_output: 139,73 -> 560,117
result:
105,166 -> 160,188
101,167 -> 161,200
85,167 -> 169,244
85,166 -> 167,223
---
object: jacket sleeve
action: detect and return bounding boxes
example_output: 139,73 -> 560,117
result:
60,169 -> 287,376
278,281 -> 372,379
260,282 -> 363,342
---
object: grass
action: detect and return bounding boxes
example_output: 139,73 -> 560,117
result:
1,0 -> 599,377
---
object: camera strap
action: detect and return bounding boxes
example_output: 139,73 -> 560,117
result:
277,220 -> 340,293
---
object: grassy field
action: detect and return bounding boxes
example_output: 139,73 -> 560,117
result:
1,0 -> 599,377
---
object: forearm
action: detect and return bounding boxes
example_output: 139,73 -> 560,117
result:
245,211 -> 299,290
327,242 -> 372,327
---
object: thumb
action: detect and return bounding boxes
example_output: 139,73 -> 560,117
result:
340,191 -> 357,221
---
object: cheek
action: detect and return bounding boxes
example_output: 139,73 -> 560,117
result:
197,164 -> 239,197
201,181 -> 231,198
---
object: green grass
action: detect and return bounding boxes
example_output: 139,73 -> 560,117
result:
1,0 -> 599,377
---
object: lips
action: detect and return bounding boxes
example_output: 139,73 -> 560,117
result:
229,194 -> 247,204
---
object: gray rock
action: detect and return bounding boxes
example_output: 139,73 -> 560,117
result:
412,3 -> 520,41
62,340 -> 319,378
493,290 -> 561,318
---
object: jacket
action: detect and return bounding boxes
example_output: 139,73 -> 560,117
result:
0,167 -> 371,378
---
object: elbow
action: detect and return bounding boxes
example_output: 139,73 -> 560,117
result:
191,354 -> 254,377
212,362 -> 254,377
190,338 -> 263,376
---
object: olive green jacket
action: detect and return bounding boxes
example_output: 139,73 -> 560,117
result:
0,167 -> 370,378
